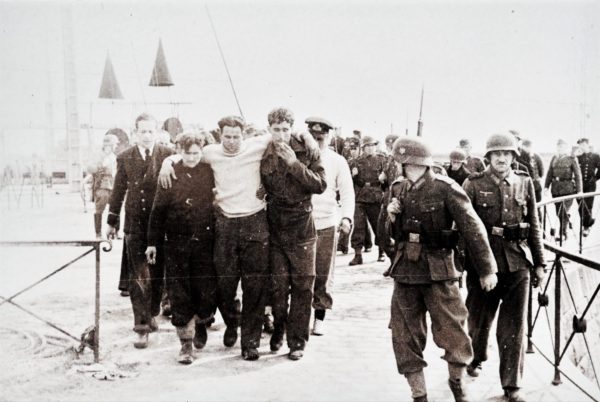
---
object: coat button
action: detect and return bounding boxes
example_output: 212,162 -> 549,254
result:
142,208 -> 146,211
483,203 -> 487,207
141,190 -> 144,194
142,199 -> 145,202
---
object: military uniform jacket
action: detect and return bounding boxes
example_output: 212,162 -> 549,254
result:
463,168 -> 545,274
260,137 -> 327,245
518,151 -> 543,180
577,152 -> 600,187
147,161 -> 215,247
350,152 -> 387,203
108,144 -> 175,235
544,154 -> 582,196
388,169 -> 497,284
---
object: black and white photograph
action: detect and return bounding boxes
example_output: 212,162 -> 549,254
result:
1,1 -> 599,401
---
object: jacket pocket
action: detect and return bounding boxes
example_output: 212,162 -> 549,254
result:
426,249 -> 460,281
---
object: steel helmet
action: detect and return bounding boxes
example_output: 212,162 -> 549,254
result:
392,136 -> 433,166
485,132 -> 520,158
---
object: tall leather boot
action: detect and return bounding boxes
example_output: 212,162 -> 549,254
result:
176,318 -> 196,365
349,251 -> 363,266
94,213 -> 102,239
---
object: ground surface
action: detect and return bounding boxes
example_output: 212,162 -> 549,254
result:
0,185 -> 597,401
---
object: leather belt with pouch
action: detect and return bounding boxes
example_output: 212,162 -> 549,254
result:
490,223 -> 530,241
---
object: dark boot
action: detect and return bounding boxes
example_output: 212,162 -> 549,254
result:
223,325 -> 238,347
504,387 -> 526,402
94,213 -> 102,238
263,312 -> 275,334
176,319 -> 196,365
448,379 -> 469,402
377,247 -> 386,262
194,321 -> 208,349
270,323 -> 285,352
349,252 -> 363,266
466,360 -> 481,377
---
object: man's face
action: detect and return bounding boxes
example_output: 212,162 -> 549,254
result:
182,144 -> 203,168
221,126 -> 244,154
269,121 -> 292,143
135,119 -> 157,149
489,150 -> 514,174
310,129 -> 329,147
451,161 -> 463,170
579,142 -> 590,153
521,144 -> 531,153
363,144 -> 376,155
557,143 -> 569,155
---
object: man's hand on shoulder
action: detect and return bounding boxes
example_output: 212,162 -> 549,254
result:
158,155 -> 180,189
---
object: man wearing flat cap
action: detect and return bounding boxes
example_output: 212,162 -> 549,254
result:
576,138 -> 600,237
459,138 -> 486,174
349,135 -> 387,265
305,116 -> 355,336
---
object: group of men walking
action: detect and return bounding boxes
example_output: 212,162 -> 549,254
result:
87,109 -> 600,402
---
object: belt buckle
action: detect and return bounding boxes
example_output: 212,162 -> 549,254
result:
408,233 -> 420,243
364,182 -> 371,187
491,226 -> 504,236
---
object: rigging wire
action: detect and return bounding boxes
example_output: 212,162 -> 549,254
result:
204,3 -> 245,120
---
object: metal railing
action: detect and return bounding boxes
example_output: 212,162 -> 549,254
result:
0,240 -> 112,362
527,191 -> 600,401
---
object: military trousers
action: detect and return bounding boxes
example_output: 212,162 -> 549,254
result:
164,236 -> 218,327
214,210 -> 269,349
125,233 -> 164,334
577,182 -> 596,228
377,193 -> 395,258
313,226 -> 337,311
94,188 -> 111,214
554,198 -> 574,235
351,202 -> 381,251
271,240 -> 317,351
390,280 -> 472,374
118,238 -> 129,292
466,269 -> 529,389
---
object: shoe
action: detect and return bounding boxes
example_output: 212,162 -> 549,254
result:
120,290 -> 129,297
178,340 -> 195,365
242,347 -> 260,361
364,247 -> 372,253
504,388 -> 526,402
263,313 -> 275,334
583,227 -> 590,237
205,316 -> 215,328
349,254 -> 363,266
288,349 -> 303,360
133,333 -> 148,349
161,303 -> 172,317
377,249 -> 386,262
413,396 -> 428,402
312,318 -> 324,336
223,326 -> 238,347
466,361 -> 481,377
149,317 -> 159,333
270,325 -> 285,352
448,379 -> 469,402
337,245 -> 348,254
194,322 -> 208,349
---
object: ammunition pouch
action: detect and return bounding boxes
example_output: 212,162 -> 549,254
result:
398,227 -> 459,250
489,223 -> 530,241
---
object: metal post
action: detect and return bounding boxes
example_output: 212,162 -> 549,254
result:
579,200 -> 583,254
94,243 -> 100,363
552,258 -> 562,385
527,279 -> 534,353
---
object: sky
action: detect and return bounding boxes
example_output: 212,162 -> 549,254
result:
0,0 -> 599,164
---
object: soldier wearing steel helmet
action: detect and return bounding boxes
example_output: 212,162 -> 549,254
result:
349,135 -> 388,264
462,132 -> 546,402
445,149 -> 471,186
386,136 -> 497,402
544,139 -> 582,240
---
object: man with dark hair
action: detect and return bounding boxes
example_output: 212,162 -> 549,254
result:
445,149 -> 471,186
261,107 -> 327,360
463,132 -> 545,402
146,132 -> 217,364
159,113 -> 318,361
107,113 -> 175,349
576,138 -> 600,236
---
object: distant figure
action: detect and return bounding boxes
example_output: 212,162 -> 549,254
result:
445,149 -> 470,186
85,134 -> 118,238
384,134 -> 400,155
544,139 -> 582,240
576,138 -> 600,237
459,138 -> 485,173
520,139 -> 545,202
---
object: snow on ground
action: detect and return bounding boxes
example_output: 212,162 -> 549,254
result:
0,184 -> 595,401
